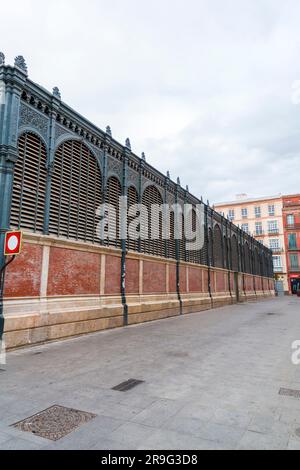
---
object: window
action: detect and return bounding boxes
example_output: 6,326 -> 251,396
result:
254,206 -> 261,218
268,220 -> 278,234
287,214 -> 295,226
269,239 -> 280,250
255,222 -> 263,235
11,133 -> 47,232
273,256 -> 282,267
241,223 -> 249,233
268,205 -> 275,216
289,254 -> 299,268
228,209 -> 235,222
288,233 -> 297,250
49,140 -> 102,243
241,208 -> 248,219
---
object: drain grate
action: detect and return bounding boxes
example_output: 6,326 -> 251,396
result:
12,405 -> 97,441
112,379 -> 144,392
279,388 -> 300,399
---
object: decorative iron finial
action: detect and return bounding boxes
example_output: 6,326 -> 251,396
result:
52,87 -> 61,100
0,52 -> 5,66
141,152 -> 146,161
167,171 -> 170,179
125,138 -> 131,150
106,125 -> 112,137
201,196 -> 203,202
186,185 -> 189,192
14,55 -> 28,74
207,200 -> 210,206
177,177 -> 181,186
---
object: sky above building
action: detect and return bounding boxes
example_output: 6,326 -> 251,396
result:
2,0 -> 300,203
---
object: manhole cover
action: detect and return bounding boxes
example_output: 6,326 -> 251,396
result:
12,405 -> 97,441
279,388 -> 300,399
112,379 -> 144,392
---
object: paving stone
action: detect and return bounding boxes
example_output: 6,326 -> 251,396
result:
237,431 -> 289,450
132,399 -> 185,427
1,297 -> 299,450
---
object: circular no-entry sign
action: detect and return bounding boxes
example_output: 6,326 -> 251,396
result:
4,231 -> 22,256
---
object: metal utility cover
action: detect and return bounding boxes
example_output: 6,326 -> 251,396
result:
12,405 -> 97,441
112,379 -> 144,392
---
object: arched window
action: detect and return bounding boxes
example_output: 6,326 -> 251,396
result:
105,176 -> 122,248
10,133 -> 47,233
208,228 -> 213,266
141,185 -> 164,257
167,209 -> 176,260
49,140 -> 102,243
179,212 -> 186,262
127,185 -> 139,252
213,224 -> 223,268
244,242 -> 251,273
254,248 -> 260,275
223,235 -> 228,269
186,208 -> 201,264
231,234 -> 239,272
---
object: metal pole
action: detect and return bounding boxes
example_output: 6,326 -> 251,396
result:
0,254 -> 15,341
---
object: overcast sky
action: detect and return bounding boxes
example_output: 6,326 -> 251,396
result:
2,0 -> 300,203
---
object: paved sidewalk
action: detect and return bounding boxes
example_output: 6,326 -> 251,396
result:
1,296 -> 300,450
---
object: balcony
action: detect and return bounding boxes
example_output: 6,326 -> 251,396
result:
289,266 -> 300,273
270,247 -> 284,253
268,229 -> 279,235
255,231 -> 264,237
273,266 -> 283,273
288,245 -> 299,251
286,223 -> 300,230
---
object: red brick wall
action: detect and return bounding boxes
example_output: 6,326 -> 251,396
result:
143,261 -> 166,294
189,267 -> 202,292
47,247 -> 100,296
3,238 -> 273,301
126,258 -> 139,294
169,264 -> 177,293
215,271 -> 225,292
180,266 -> 187,293
105,255 -> 121,295
4,243 -> 43,297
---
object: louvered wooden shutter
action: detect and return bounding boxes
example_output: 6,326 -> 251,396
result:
141,185 -> 164,257
179,213 -> 186,261
223,235 -> 228,269
244,243 -> 251,273
49,140 -> 102,243
10,133 -> 47,232
127,186 -> 139,252
186,208 -> 201,264
168,211 -> 176,259
231,234 -> 239,271
105,176 -> 121,248
213,225 -> 223,268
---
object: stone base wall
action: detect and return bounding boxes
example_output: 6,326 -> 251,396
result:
3,233 -> 275,350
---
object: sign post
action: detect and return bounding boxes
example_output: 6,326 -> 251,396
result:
0,230 -> 22,346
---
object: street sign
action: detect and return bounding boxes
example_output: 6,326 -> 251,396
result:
4,231 -> 22,256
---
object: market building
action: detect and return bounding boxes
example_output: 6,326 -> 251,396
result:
0,54 -> 274,349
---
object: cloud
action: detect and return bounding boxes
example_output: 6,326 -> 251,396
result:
1,0 -> 300,203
